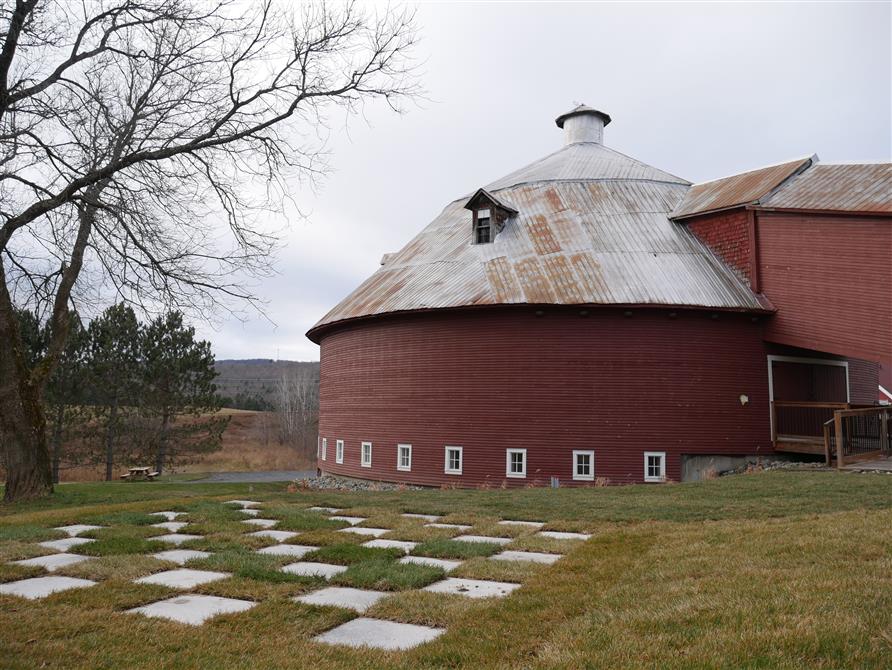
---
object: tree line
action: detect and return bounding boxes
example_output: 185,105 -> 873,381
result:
10,305 -> 225,482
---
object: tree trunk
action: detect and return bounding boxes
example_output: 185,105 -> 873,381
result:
0,384 -> 53,502
105,399 -> 118,481
0,285 -> 53,501
155,410 -> 170,475
51,404 -> 64,484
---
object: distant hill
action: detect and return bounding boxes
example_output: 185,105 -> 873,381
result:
214,359 -> 319,409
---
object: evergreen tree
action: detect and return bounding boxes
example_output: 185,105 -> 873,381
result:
141,312 -> 223,474
85,304 -> 141,480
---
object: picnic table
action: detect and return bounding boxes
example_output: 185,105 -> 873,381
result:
120,466 -> 159,481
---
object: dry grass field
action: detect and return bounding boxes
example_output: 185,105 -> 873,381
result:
61,410 -> 313,482
0,471 -> 890,669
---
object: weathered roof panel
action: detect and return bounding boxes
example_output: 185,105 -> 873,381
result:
760,163 -> 892,214
310,165 -> 764,337
672,156 -> 814,218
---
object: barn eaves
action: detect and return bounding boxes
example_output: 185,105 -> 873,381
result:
464,188 -> 518,244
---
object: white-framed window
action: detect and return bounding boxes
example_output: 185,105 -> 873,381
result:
444,446 -> 463,475
644,452 -> 666,482
397,444 -> 412,471
335,439 -> 344,464
361,442 -> 372,468
321,437 -> 327,461
572,450 -> 595,481
506,448 -> 526,478
317,435 -> 321,458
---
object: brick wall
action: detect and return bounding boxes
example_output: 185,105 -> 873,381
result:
686,209 -> 752,285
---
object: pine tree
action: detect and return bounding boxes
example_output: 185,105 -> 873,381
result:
85,304 -> 141,480
141,312 -> 222,474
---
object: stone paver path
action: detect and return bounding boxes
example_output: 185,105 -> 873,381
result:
53,524 -> 103,537
152,549 -> 212,566
3,496 -> 593,652
315,617 -> 445,650
295,586 -> 389,613
136,569 -> 230,589
423,577 -> 521,599
491,550 -> 562,564
13,553 -> 93,572
39,537 -> 95,553
128,594 -> 255,625
0,576 -> 96,600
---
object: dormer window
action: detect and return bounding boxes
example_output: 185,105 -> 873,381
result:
474,208 -> 492,244
464,188 -> 518,246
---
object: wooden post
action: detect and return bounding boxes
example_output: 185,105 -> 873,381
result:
834,411 -> 844,469
823,423 -> 831,466
881,410 -> 889,455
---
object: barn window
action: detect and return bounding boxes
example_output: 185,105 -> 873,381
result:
644,452 -> 666,482
464,188 -> 517,246
474,209 -> 492,244
361,442 -> 373,468
321,438 -> 327,461
444,446 -> 463,475
335,439 -> 344,464
506,448 -> 527,478
572,450 -> 594,481
397,444 -> 412,471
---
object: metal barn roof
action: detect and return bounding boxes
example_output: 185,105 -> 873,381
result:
760,163 -> 892,214
309,107 -> 766,338
671,156 -> 815,219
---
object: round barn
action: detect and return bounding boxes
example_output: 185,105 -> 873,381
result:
306,105 -> 889,486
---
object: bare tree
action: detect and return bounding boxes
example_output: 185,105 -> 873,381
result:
0,0 -> 418,500
276,364 -> 319,457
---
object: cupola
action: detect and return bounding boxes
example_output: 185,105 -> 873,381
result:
555,104 -> 611,145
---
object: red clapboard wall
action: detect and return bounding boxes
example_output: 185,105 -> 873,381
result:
316,307 -> 772,487
757,212 -> 892,364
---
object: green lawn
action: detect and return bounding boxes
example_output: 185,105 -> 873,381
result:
0,471 -> 890,669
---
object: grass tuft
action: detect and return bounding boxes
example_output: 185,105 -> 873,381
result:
302,543 -> 402,566
412,538 -> 502,559
331,559 -> 444,591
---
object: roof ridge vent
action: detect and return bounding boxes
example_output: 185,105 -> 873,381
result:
555,104 -> 611,146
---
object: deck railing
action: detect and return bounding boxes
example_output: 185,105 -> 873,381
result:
771,401 -> 849,443
822,406 -> 892,467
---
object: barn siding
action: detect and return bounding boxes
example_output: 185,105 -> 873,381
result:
686,209 -> 752,286
757,211 -> 892,364
317,308 -> 772,487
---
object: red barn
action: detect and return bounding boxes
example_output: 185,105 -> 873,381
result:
307,106 -> 892,486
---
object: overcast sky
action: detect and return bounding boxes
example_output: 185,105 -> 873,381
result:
198,1 -> 891,362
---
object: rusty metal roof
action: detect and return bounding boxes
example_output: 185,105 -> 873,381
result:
309,141 -> 764,338
760,163 -> 892,214
671,156 -> 814,219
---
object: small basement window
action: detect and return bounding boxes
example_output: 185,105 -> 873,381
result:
361,442 -> 373,468
506,448 -> 527,478
572,450 -> 594,481
644,451 -> 666,482
444,446 -> 463,475
397,444 -> 412,472
321,437 -> 327,461
335,439 -> 344,464
474,208 -> 492,244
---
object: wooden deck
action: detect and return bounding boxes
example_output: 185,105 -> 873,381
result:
774,438 -> 825,456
